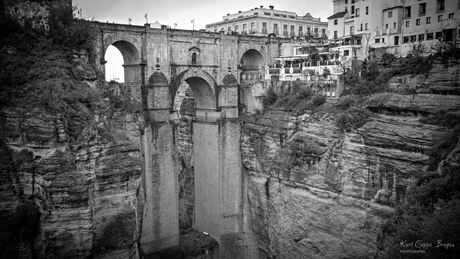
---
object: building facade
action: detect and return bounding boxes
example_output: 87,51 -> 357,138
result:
205,5 -> 328,38
328,0 -> 460,60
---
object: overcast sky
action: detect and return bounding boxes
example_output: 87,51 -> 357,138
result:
72,0 -> 334,82
72,0 -> 333,30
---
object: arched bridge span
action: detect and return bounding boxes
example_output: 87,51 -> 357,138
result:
91,21 -> 288,258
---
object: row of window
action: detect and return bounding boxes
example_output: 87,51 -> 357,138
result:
395,0 -> 446,19
335,11 -> 453,38
375,32 -> 445,47
341,5 -> 369,18
339,30 -> 446,47
404,13 -> 454,27
217,23 -> 325,36
402,32 -> 443,44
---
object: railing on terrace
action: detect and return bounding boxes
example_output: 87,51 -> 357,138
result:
267,61 -> 341,71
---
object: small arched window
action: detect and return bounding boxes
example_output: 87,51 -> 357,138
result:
191,53 -> 197,65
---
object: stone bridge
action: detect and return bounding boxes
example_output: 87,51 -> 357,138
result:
92,22 -> 293,257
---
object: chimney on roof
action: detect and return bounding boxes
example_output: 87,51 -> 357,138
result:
255,7 -> 258,9
260,5 -> 263,8
239,11 -> 242,13
269,5 -> 274,10
227,13 -> 230,15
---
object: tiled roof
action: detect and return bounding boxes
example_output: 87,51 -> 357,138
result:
327,11 -> 347,20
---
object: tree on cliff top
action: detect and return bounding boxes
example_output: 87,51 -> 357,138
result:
0,4 -> 100,122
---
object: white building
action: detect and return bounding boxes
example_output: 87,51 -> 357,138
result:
205,5 -> 327,38
327,0 -> 460,59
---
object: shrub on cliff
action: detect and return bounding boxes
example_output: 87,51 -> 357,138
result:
311,94 -> 326,107
433,41 -> 460,61
381,53 -> 397,66
335,105 -> 371,132
270,87 -> 328,115
335,96 -> 356,110
263,87 -> 278,107
342,76 -> 388,96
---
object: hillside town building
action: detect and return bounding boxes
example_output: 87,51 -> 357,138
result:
327,0 -> 460,60
205,5 -> 328,39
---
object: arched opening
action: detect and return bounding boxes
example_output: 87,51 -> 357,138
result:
104,45 -> 124,82
172,74 -> 216,232
104,40 -> 140,84
184,77 -> 216,110
240,49 -> 264,69
240,49 -> 265,113
172,74 -> 220,240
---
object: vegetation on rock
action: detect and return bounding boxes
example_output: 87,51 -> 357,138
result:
262,85 -> 327,116
0,6 -> 100,123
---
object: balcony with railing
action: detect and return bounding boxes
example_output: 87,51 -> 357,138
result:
265,61 -> 342,85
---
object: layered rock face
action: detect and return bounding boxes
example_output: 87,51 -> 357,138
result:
241,61 -> 460,258
0,44 -> 143,259
0,106 -> 142,259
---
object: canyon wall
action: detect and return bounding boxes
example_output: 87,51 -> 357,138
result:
2,1 -> 460,256
0,57 -> 143,259
240,60 -> 460,258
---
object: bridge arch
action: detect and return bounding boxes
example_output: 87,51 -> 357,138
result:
104,33 -> 142,64
239,49 -> 265,113
109,40 -> 140,65
240,49 -> 264,69
103,34 -> 142,84
171,68 -> 219,110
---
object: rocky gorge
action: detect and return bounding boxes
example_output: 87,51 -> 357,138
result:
1,2 -> 460,258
